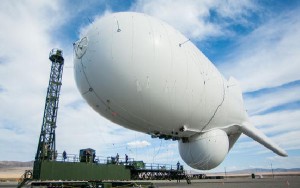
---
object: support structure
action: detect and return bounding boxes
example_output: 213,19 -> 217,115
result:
20,48 -> 192,187
33,49 -> 64,179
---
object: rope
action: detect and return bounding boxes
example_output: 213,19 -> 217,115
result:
152,139 -> 163,163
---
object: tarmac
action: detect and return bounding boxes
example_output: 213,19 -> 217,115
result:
0,176 -> 299,188
154,176 -> 300,188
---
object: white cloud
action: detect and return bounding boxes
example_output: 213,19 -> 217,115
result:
78,9 -> 112,39
251,110 -> 300,134
0,0 -> 113,161
132,0 -> 257,41
0,0 -> 66,161
127,140 -> 151,148
220,9 -> 300,92
272,131 -> 300,151
244,84 -> 300,115
127,140 -> 180,165
215,0 -> 257,21
0,0 -> 169,162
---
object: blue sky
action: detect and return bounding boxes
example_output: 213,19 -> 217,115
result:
0,0 -> 300,173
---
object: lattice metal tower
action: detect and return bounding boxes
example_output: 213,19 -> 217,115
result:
35,49 -> 64,161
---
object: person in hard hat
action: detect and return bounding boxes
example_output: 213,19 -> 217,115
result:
125,154 -> 128,164
116,153 -> 119,164
63,150 -> 67,162
93,152 -> 96,163
177,161 -> 180,170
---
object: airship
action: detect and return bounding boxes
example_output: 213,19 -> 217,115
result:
73,12 -> 287,170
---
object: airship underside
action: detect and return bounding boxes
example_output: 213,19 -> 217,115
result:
73,12 -> 287,170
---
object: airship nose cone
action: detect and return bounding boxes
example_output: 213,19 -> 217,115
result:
74,37 -> 88,59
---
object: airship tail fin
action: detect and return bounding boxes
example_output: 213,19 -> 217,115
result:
227,77 -> 245,109
240,122 -> 288,156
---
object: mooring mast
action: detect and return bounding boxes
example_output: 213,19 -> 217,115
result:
35,49 -> 64,161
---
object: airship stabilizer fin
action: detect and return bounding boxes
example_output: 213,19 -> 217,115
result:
240,122 -> 288,157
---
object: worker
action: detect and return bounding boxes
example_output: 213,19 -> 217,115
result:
63,150 -> 67,162
86,150 -> 91,163
54,150 -> 58,160
125,154 -> 128,164
177,161 -> 180,170
93,152 -> 96,163
116,153 -> 119,164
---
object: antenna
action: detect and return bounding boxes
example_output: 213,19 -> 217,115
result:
179,39 -> 190,47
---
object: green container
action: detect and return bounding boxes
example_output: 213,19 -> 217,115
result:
36,161 -> 131,181
79,148 -> 95,163
132,161 -> 145,169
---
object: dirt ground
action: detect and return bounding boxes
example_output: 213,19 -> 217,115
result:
0,167 -> 31,181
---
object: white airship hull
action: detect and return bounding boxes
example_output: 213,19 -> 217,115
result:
74,12 -> 287,170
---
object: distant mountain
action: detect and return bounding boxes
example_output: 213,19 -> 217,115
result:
0,161 -> 33,168
186,168 -> 300,175
229,168 -> 300,174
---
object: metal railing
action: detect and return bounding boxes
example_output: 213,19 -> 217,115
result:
53,153 -> 183,171
143,163 -> 183,171
53,153 -> 133,164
